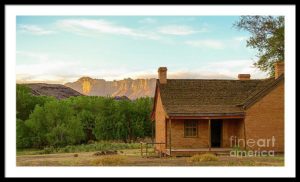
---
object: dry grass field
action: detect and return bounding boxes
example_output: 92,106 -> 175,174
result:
17,149 -> 284,166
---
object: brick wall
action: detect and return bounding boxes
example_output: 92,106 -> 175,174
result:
166,119 -> 209,149
244,81 -> 284,152
165,119 -> 245,149
222,119 -> 245,148
154,89 -> 167,152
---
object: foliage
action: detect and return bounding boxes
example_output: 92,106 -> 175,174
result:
16,85 -> 153,149
17,141 -> 140,155
42,146 -> 56,154
234,16 -> 284,76
77,110 -> 96,141
93,98 -> 118,141
16,118 -> 33,148
16,84 -> 54,121
35,142 -> 139,154
25,100 -> 85,147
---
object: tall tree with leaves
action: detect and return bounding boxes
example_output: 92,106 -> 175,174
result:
16,84 -> 54,121
234,16 -> 284,76
26,100 -> 85,147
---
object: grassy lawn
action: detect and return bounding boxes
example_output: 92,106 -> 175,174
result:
17,149 -> 284,166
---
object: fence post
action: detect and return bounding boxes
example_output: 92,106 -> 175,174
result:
159,144 -> 162,158
140,142 -> 143,157
146,143 -> 148,158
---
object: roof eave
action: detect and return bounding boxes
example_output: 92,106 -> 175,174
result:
242,74 -> 284,110
168,113 -> 245,119
150,80 -> 159,121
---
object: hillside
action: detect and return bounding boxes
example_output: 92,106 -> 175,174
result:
23,83 -> 83,99
65,77 -> 156,99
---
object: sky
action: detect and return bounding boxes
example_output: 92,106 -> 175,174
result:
16,16 -> 268,84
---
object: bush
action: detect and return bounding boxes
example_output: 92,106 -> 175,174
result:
92,156 -> 126,166
43,146 -> 56,154
87,140 -> 95,144
188,153 -> 218,163
34,142 -> 140,154
17,119 -> 33,148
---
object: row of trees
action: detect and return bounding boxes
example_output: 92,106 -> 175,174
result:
17,85 -> 153,149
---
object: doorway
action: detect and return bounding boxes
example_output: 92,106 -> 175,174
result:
211,119 -> 222,148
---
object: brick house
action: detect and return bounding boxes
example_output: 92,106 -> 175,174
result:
151,62 -> 284,156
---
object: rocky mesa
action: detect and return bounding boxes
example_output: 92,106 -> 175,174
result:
64,77 -> 156,100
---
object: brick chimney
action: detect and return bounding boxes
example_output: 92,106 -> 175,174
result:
158,67 -> 167,84
238,74 -> 251,80
275,61 -> 284,79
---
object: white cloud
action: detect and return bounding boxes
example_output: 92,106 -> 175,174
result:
112,69 -> 232,80
16,51 -> 140,83
16,56 -> 82,84
139,18 -> 157,24
157,25 -> 203,35
168,71 -> 232,79
16,51 -> 267,84
202,60 -> 268,79
185,40 -> 224,49
56,19 -> 160,40
16,51 -> 49,62
19,24 -> 55,35
233,36 -> 248,42
122,60 -> 267,80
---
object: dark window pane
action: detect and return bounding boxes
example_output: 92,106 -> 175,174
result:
184,120 -> 198,137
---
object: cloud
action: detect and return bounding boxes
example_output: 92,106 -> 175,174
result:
16,51 -> 139,83
123,60 -> 267,80
168,71 -> 233,79
139,18 -> 157,24
202,60 -> 268,79
16,59 -> 82,84
56,19 -> 160,40
18,24 -> 55,35
233,36 -> 248,42
16,51 -> 267,84
185,40 -> 224,49
157,25 -> 203,35
16,51 -> 49,62
116,69 -> 232,80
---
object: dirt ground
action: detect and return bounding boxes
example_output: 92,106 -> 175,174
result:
16,149 -> 284,166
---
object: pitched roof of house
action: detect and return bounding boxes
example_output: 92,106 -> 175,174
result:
156,74 -> 284,117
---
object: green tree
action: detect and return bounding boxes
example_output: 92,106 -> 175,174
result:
77,110 -> 96,141
115,97 -> 153,142
26,100 -> 85,147
116,100 -> 133,143
93,98 -> 117,140
16,87 -> 154,149
234,16 -> 284,76
16,84 -> 54,121
25,105 -> 48,148
135,97 -> 153,138
17,119 -> 33,148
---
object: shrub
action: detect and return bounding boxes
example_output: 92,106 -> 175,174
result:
188,153 -> 218,163
43,146 -> 56,154
35,142 -> 140,154
87,140 -> 95,144
92,156 -> 126,166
